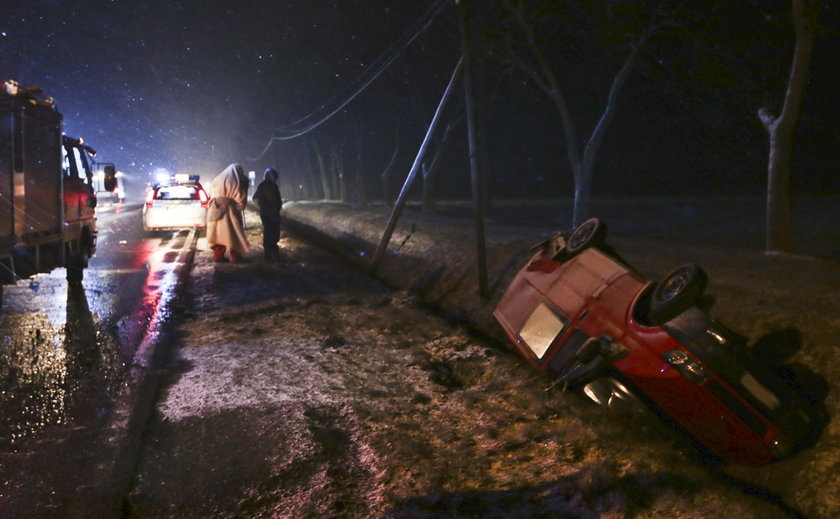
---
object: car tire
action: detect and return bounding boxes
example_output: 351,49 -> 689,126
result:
648,264 -> 707,324
566,217 -> 606,254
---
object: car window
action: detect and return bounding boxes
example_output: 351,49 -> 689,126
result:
519,302 -> 569,359
156,185 -> 197,200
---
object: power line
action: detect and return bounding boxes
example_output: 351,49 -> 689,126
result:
249,0 -> 450,161
275,0 -> 449,134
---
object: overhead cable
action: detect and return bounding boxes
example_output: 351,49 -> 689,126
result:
249,0 -> 450,161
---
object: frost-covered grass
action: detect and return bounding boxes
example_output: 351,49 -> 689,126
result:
131,197 -> 839,518
278,198 -> 839,518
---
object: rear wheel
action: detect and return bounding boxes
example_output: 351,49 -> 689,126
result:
566,218 -> 606,254
648,264 -> 707,324
66,252 -> 87,283
66,240 -> 92,284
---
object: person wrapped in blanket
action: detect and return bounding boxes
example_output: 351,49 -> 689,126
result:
206,163 -> 250,263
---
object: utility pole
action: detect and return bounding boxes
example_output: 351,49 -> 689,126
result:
459,0 -> 489,298
369,58 -> 465,275
370,0 -> 489,298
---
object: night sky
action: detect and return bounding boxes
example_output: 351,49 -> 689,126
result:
1,0 -> 449,190
2,1 -> 838,199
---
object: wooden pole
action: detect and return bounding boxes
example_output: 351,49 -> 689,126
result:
369,57 -> 464,275
459,0 -> 489,298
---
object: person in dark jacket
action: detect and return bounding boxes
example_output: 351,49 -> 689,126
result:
252,167 -> 283,260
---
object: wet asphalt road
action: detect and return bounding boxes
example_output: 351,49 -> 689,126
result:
0,203 -> 196,518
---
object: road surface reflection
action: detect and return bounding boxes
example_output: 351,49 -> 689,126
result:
0,283 -> 121,447
0,226 -> 195,447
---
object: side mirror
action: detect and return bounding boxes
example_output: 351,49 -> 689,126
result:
576,335 -> 628,365
103,164 -> 117,192
575,337 -> 604,364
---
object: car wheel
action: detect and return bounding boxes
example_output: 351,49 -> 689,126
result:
648,264 -> 707,324
566,217 -> 606,254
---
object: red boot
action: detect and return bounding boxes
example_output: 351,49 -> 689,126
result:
213,245 -> 228,262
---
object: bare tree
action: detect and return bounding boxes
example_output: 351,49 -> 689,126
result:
312,140 -> 333,200
312,138 -> 345,201
494,0 -> 658,226
758,0 -> 819,253
354,127 -> 367,207
332,142 -> 346,203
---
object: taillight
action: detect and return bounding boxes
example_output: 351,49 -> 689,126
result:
199,188 -> 208,208
145,189 -> 155,208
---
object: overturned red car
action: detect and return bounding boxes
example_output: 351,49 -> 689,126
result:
493,218 -> 819,465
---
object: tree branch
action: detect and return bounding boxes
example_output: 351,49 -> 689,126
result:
583,28 -> 651,168
508,0 -> 581,169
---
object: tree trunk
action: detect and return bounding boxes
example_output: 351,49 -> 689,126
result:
355,130 -> 367,208
331,143 -> 346,203
572,174 -> 592,228
760,0 -> 818,253
303,152 -> 320,200
313,141 -> 332,200
765,131 -> 793,251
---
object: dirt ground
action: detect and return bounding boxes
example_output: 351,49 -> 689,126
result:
125,198 -> 840,518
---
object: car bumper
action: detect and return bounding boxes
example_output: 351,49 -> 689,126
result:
143,206 -> 207,230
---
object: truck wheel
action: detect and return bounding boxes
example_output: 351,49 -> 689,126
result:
66,254 -> 85,283
566,218 -> 606,254
66,244 -> 91,283
648,264 -> 707,324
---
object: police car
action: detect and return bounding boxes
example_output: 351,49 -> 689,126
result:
142,174 -> 208,232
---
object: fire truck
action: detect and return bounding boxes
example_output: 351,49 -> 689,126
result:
1,79 -> 116,306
